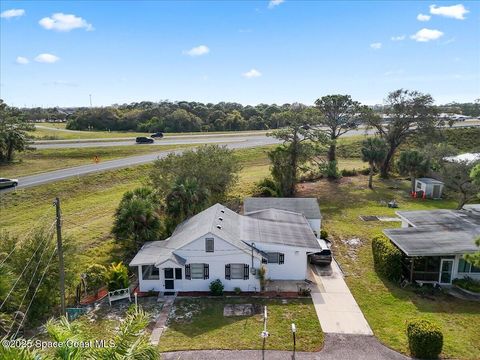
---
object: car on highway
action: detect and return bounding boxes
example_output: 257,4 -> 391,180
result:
150,132 -> 164,138
309,238 -> 332,265
135,137 -> 154,144
0,178 -> 18,189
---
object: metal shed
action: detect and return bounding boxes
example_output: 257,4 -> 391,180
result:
414,178 -> 444,199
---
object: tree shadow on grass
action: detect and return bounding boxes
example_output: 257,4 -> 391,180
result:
378,275 -> 480,315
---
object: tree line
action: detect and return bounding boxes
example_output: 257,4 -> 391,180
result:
14,99 -> 477,133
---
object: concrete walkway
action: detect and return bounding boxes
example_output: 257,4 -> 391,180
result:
310,262 -> 373,335
149,296 -> 175,345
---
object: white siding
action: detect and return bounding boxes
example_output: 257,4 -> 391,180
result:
453,254 -> 480,281
254,242 -> 310,280
307,218 -> 321,237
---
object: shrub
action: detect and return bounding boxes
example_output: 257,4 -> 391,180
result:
105,262 -> 129,291
209,279 -> 224,296
234,287 -> 241,295
407,319 -> 443,359
359,167 -> 371,176
253,178 -> 281,197
84,264 -> 107,295
340,168 -> 358,177
371,235 -> 402,282
298,287 -> 311,296
320,160 -> 341,179
320,229 -> 328,240
453,276 -> 480,293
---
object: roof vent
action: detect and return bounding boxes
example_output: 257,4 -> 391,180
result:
220,209 -> 225,213
216,225 -> 222,229
218,217 -> 223,221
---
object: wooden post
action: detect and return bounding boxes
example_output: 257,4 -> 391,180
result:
54,197 -> 66,316
409,258 -> 414,283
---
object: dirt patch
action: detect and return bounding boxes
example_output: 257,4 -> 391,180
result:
223,303 -> 263,317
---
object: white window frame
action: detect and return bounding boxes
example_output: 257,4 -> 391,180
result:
267,252 -> 280,264
190,263 -> 204,279
205,238 -> 214,253
142,265 -> 159,280
230,264 -> 245,279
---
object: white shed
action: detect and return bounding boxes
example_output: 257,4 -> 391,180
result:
414,178 -> 444,199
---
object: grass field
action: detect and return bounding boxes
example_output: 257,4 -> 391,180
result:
158,297 -> 323,352
0,144 -> 198,178
30,123 -> 268,140
297,176 -> 480,359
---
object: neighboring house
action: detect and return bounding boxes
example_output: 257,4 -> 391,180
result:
414,178 -> 444,199
129,203 -> 322,293
383,205 -> 480,285
244,197 -> 322,236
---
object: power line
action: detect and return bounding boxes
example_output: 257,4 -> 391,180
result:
0,226 -> 54,311
0,214 -> 53,268
13,247 -> 57,339
6,232 -> 53,337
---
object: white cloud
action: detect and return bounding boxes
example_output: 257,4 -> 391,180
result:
34,53 -> 60,63
268,0 -> 285,9
183,45 -> 210,57
417,13 -> 431,21
410,28 -> 444,42
430,4 -> 469,20
1,9 -> 25,19
370,42 -> 382,49
16,56 -> 29,64
39,13 -> 93,32
242,69 -> 262,78
391,35 -> 406,41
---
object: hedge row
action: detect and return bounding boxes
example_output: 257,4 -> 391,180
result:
371,235 -> 402,282
407,319 -> 443,359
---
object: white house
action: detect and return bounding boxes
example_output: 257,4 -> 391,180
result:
243,197 -> 322,236
129,203 -> 322,293
383,205 -> 480,285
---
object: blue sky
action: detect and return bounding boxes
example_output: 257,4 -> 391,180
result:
1,1 -> 479,107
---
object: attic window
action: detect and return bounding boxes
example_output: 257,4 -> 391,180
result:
218,217 -> 223,221
216,225 -> 222,229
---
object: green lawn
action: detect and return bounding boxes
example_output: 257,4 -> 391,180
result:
159,297 -> 322,352
297,175 -> 480,360
0,144 -> 198,178
31,123 -> 268,140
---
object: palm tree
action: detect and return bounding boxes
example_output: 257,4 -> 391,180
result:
397,150 -> 430,192
112,187 -> 161,253
165,177 -> 210,221
361,138 -> 387,189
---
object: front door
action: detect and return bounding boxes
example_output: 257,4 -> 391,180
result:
164,268 -> 174,290
439,259 -> 454,284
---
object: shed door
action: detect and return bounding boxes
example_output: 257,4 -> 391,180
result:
432,185 -> 441,198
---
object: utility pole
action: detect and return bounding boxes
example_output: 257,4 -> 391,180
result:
53,197 -> 66,316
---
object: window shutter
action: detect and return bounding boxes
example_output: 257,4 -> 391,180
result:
185,264 -> 191,280
204,264 -> 209,279
244,264 -> 249,280
279,253 -> 285,264
225,264 -> 231,280
262,258 -> 268,264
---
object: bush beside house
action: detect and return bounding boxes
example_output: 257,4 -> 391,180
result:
106,262 -> 129,291
407,319 -> 443,359
84,264 -> 107,295
372,235 -> 402,282
209,279 -> 224,296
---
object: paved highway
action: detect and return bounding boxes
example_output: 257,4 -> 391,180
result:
1,136 -> 280,192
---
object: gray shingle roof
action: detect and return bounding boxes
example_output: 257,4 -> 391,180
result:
383,208 -> 480,257
244,197 -> 321,219
130,203 -> 320,267
416,177 -> 444,185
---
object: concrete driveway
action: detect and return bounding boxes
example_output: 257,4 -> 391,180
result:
310,261 -> 373,335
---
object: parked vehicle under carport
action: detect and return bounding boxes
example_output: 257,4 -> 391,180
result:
309,239 -> 332,265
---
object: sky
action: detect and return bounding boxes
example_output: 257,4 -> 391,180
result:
1,0 -> 479,107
